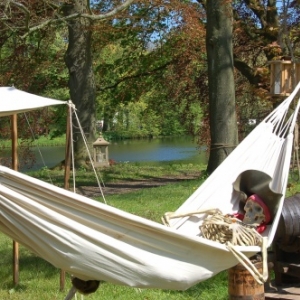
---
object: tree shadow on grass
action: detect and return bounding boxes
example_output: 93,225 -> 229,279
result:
0,245 -> 59,291
77,175 -> 201,197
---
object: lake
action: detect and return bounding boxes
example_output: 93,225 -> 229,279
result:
2,136 -> 208,171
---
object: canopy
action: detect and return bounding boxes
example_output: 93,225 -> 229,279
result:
0,86 -> 67,117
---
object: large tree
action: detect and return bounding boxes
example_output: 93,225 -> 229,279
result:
199,0 -> 238,173
0,0 -> 134,167
196,0 -> 300,172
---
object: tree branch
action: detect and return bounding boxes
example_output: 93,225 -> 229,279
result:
7,0 -> 135,38
9,1 -> 30,31
97,60 -> 174,91
234,55 -> 267,88
196,0 -> 207,11
244,0 -> 266,28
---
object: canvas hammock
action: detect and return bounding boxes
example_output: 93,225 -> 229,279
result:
1,84 -> 300,292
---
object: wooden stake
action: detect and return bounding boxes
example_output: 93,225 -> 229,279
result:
60,103 -> 72,291
11,114 -> 19,285
64,103 -> 72,191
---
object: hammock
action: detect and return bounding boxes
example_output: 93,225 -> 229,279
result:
1,84 -> 300,292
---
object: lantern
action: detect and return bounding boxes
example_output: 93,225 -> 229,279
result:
93,134 -> 110,167
269,57 -> 300,97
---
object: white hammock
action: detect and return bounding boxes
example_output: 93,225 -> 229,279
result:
1,83 -> 300,291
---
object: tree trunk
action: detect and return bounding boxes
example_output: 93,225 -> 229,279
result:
63,2 -> 96,168
206,0 -> 238,174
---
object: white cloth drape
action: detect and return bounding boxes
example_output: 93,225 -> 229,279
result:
0,87 -> 66,117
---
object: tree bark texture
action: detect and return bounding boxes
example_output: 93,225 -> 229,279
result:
206,0 -> 238,174
63,2 -> 96,167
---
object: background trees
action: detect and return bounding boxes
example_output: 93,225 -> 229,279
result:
0,0 -> 134,168
1,0 -> 300,171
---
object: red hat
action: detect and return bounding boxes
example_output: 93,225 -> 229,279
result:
247,194 -> 271,224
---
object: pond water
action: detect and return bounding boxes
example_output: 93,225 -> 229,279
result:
2,136 -> 208,171
109,136 -> 208,164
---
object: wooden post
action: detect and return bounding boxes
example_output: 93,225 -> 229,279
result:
64,103 -> 72,191
60,103 -> 72,291
11,114 -> 19,286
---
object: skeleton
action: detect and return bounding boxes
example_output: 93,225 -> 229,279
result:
162,194 -> 270,230
161,194 -> 270,284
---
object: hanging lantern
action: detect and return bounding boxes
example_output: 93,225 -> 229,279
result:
93,134 -> 110,167
269,57 -> 300,97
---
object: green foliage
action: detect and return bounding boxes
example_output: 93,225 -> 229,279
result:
0,27 -> 69,139
91,1 -> 206,139
0,1 -> 207,144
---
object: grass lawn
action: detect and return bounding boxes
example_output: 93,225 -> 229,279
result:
0,233 -> 228,300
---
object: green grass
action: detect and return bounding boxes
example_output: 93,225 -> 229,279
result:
0,135 -> 66,149
0,246 -> 229,299
103,179 -> 199,223
0,233 -> 229,299
26,162 -> 205,187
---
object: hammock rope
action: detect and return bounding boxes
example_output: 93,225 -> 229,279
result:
291,123 -> 300,181
210,143 -> 237,150
68,101 -> 107,203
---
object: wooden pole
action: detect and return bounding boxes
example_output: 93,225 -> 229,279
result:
64,104 -> 72,191
11,114 -> 19,286
60,104 -> 72,291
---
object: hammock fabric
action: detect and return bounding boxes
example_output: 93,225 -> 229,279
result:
1,83 -> 300,291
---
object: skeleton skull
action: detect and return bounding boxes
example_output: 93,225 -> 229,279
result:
243,194 -> 271,226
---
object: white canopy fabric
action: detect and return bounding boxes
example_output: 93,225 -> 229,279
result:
0,86 -> 67,117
